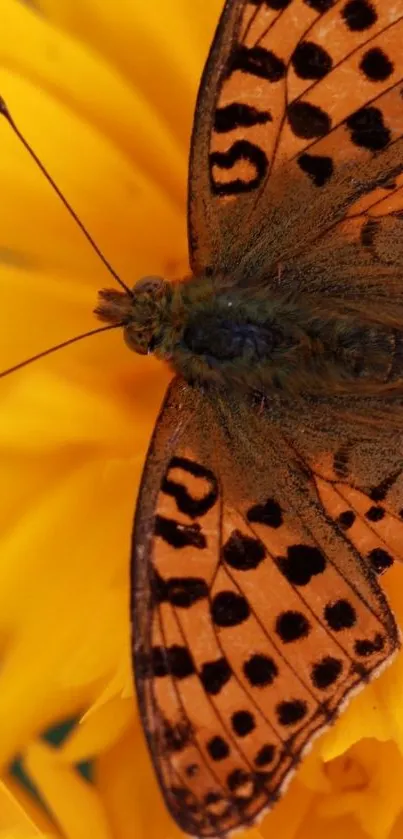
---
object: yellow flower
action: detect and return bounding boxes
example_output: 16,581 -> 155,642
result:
1,1 -> 403,838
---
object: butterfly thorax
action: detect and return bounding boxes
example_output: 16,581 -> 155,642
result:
95,275 -> 398,395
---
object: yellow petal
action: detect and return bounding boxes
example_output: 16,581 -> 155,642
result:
24,742 -> 110,839
318,740 -> 403,839
1,0 -> 187,211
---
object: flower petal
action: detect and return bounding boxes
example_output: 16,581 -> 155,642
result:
2,0 -> 187,212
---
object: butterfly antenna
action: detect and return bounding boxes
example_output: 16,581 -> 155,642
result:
0,96 -> 132,296
0,322 -> 124,379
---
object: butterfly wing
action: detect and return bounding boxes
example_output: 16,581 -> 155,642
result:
188,0 -> 403,278
131,379 -> 399,837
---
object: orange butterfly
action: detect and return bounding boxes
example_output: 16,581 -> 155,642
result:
4,0 -> 403,835
98,0 -> 403,834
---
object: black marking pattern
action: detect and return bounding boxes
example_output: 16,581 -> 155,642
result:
346,106 -> 391,151
324,599 -> 357,630
291,41 -> 332,80
277,544 -> 326,585
231,710 -> 256,736
162,456 -> 218,519
360,47 -> 394,82
254,744 -> 276,766
276,699 -> 308,726
243,653 -> 278,687
164,576 -> 209,607
311,656 -> 343,689
228,44 -> 286,82
275,610 -> 311,642
287,101 -> 331,139
155,515 -> 206,549
212,590 -> 251,627
214,103 -> 272,133
342,0 -> 378,32
200,657 -> 232,695
136,368 -> 400,835
152,450 -> 397,823
247,498 -> 283,528
210,140 -> 268,196
139,645 -> 196,680
368,547 -> 394,575
222,530 -> 266,570
297,153 -> 334,187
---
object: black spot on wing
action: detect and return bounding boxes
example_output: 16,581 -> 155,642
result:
243,653 -> 278,687
297,153 -> 333,187
360,47 -> 394,82
200,657 -> 232,695
370,469 -> 402,502
304,0 -> 335,9
254,743 -> 276,766
291,41 -> 332,80
210,140 -> 268,196
275,610 -> 311,642
211,591 -> 250,627
346,107 -> 390,151
311,656 -> 343,689
354,633 -> 385,656
231,710 -> 255,737
247,498 -> 283,528
264,0 -> 292,9
155,515 -> 206,549
222,530 -> 266,571
287,101 -> 331,139
167,646 -> 196,679
207,736 -> 230,761
337,510 -> 356,530
162,456 -> 218,518
162,718 -> 193,753
214,103 -> 272,133
165,577 -> 209,608
139,645 -> 195,679
276,699 -> 308,726
368,547 -> 394,575
227,768 -> 251,793
324,599 -> 357,630
150,569 -> 169,603
341,0 -> 377,32
365,505 -> 385,522
277,544 -> 326,585
228,45 -> 286,82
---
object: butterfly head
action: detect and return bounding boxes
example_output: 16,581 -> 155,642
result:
95,276 -> 172,355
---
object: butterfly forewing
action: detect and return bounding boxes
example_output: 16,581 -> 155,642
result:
132,379 -> 398,837
189,0 -> 403,277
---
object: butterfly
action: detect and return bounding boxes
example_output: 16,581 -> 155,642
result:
93,0 -> 403,835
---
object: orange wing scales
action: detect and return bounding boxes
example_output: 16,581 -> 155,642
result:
208,0 -> 403,204
315,475 -> 403,571
135,443 -> 398,836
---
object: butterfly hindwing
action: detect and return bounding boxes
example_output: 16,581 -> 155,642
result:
132,379 -> 399,837
189,0 -> 403,278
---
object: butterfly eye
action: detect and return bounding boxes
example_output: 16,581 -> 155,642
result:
133,275 -> 169,296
